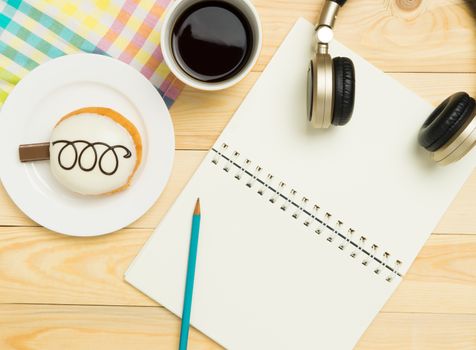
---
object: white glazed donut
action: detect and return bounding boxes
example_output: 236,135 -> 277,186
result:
49,107 -> 142,195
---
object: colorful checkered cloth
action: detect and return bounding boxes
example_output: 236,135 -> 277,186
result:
0,0 -> 183,108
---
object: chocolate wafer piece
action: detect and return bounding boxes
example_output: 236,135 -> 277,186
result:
19,142 -> 50,162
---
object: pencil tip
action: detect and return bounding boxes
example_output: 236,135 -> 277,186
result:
194,198 -> 201,215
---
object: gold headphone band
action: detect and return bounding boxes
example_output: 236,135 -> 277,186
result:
317,1 -> 341,33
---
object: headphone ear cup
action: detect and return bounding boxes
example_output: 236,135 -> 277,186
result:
332,57 -> 355,126
418,92 -> 476,152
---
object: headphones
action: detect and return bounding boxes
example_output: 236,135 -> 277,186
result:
307,0 -> 476,165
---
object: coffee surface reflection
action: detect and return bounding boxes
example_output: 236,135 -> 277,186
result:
171,1 -> 253,82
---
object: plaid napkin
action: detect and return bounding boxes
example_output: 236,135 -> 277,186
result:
0,0 -> 183,108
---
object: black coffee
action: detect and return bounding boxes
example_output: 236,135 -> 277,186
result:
171,1 -> 253,82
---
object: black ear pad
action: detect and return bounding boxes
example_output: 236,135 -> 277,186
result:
418,92 -> 476,152
332,57 -> 355,126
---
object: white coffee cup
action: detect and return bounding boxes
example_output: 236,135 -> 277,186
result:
161,0 -> 262,91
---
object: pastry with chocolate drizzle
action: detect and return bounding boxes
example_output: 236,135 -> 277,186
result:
19,107 -> 143,195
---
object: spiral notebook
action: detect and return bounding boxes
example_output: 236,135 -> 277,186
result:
125,18 -> 476,349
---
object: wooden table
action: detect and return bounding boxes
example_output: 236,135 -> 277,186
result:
1,0 -> 476,349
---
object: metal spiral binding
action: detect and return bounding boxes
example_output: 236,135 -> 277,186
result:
211,143 -> 403,282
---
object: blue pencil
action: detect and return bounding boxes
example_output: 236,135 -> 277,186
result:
179,198 -> 201,350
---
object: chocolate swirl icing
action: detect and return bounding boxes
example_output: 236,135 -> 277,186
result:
52,140 -> 132,176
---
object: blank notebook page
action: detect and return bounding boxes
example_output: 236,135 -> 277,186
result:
126,18 -> 476,349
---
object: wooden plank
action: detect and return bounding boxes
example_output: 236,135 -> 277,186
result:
1,227 -> 476,315
1,304 -> 476,350
250,0 -> 476,74
1,149 -> 475,233
171,72 -> 476,149
384,234 -> 476,314
357,312 -> 476,350
0,304 -> 220,350
394,73 -> 476,106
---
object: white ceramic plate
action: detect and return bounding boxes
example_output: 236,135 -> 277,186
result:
0,54 -> 175,236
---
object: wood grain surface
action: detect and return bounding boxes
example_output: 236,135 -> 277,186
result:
1,0 -> 476,349
1,227 -> 476,315
1,305 -> 476,350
